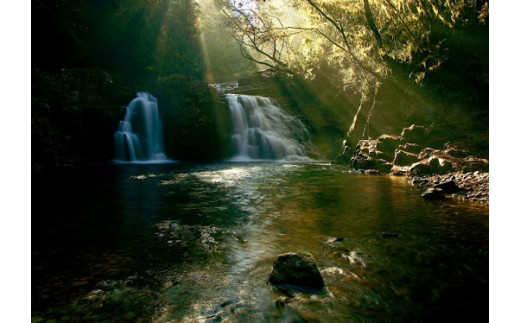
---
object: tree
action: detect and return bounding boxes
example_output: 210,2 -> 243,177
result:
217,0 -> 488,140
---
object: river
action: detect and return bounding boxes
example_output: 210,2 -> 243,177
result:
32,162 -> 488,322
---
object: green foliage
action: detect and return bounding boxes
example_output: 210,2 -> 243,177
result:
219,0 -> 488,94
33,0 -> 205,87
219,0 -> 488,156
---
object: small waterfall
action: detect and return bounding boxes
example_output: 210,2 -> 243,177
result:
226,94 -> 313,161
114,92 -> 169,163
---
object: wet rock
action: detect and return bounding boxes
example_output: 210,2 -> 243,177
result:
421,188 -> 446,200
393,150 -> 420,166
391,166 -> 409,176
410,161 -> 433,176
434,180 -> 463,194
351,155 -> 392,174
361,169 -> 381,175
412,177 -> 429,185
268,252 -> 325,291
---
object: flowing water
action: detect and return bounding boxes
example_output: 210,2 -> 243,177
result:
32,162 -> 488,322
226,94 -> 313,161
114,93 -> 169,163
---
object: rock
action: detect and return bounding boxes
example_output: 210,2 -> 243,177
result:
393,150 -> 420,166
400,124 -> 429,144
391,166 -> 409,176
418,147 -> 439,160
376,134 -> 401,161
428,157 -> 454,174
361,169 -> 380,175
351,154 -> 392,174
412,177 -> 428,185
421,188 -> 446,200
434,180 -> 462,194
410,162 -> 432,176
356,139 -> 385,159
377,162 -> 394,173
461,157 -> 489,172
398,143 -> 422,154
444,147 -> 469,158
268,252 -> 325,291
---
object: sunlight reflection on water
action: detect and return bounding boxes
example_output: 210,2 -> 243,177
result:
32,162 -> 488,322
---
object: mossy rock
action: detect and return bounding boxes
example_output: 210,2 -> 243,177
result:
268,252 -> 325,291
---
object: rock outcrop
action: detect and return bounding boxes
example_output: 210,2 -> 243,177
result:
334,123 -> 489,203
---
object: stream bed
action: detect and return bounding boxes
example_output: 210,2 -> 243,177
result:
32,162 -> 488,322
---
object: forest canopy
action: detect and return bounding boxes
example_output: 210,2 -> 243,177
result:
216,0 -> 488,94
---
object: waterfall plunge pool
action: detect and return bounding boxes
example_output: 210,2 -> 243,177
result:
32,162 -> 488,322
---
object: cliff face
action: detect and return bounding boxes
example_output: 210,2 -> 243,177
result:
32,68 -> 135,171
31,70 -> 233,170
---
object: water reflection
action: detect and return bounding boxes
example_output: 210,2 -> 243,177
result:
32,163 -> 488,322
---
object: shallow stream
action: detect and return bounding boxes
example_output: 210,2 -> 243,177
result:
32,162 -> 488,322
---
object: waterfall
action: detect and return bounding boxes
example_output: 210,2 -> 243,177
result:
225,94 -> 313,161
114,92 -> 169,163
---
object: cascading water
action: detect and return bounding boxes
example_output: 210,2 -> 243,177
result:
114,92 -> 169,163
226,94 -> 313,161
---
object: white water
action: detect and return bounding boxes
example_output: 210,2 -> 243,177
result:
114,92 -> 169,163
226,94 -> 313,161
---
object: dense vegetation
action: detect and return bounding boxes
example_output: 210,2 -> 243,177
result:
31,0 -> 488,169
219,0 -> 489,154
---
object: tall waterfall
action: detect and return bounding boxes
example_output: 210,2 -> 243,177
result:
226,94 -> 313,161
114,92 -> 168,162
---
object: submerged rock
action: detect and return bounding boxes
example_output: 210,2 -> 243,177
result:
268,252 -> 325,291
421,188 -> 446,200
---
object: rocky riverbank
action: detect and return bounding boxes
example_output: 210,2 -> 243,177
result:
413,171 -> 489,204
335,124 -> 489,205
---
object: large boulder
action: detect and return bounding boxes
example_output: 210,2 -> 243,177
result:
268,252 -> 325,291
